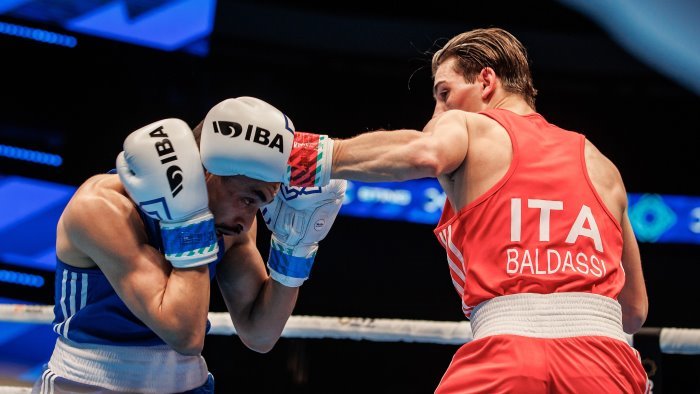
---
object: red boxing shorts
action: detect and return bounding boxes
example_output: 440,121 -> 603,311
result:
435,293 -> 650,394
435,334 -> 649,394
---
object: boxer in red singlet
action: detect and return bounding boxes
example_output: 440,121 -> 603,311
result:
326,27 -> 650,393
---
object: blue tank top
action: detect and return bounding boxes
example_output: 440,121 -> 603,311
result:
52,208 -> 224,346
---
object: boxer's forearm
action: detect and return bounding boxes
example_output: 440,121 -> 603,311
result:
222,276 -> 298,354
240,279 -> 299,353
331,129 -> 441,181
156,267 -> 211,354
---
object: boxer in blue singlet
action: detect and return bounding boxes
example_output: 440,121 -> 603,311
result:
33,98 -> 346,393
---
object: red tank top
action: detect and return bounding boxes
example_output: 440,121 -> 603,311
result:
433,109 -> 624,318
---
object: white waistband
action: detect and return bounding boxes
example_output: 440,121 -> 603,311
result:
48,337 -> 209,393
470,292 -> 628,343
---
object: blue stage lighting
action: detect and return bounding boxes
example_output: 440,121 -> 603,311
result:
0,21 -> 76,47
0,144 -> 62,167
0,269 -> 44,288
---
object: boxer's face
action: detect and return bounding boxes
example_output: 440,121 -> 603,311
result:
432,57 -> 486,116
206,174 -> 279,235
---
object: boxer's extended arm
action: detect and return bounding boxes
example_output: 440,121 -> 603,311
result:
216,219 -> 298,354
618,206 -> 648,334
331,110 -> 469,182
63,189 -> 210,355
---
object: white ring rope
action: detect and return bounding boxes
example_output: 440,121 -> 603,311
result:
0,388 -> 30,394
1,304 -> 698,354
210,313 -> 473,344
659,328 -> 700,355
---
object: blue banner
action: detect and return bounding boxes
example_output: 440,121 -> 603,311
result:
340,179 -> 445,225
628,193 -> 700,244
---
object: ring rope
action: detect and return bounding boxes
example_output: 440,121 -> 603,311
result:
1,304 -> 698,354
0,388 -> 31,393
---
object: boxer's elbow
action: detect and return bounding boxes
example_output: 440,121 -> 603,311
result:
622,314 -> 645,335
165,327 -> 205,355
411,157 -> 443,179
622,303 -> 648,334
406,141 -> 452,178
171,334 -> 205,356
238,332 -> 278,354
247,341 -> 276,354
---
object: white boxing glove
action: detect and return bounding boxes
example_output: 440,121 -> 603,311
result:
261,179 -> 347,287
200,97 -> 295,182
116,118 -> 218,268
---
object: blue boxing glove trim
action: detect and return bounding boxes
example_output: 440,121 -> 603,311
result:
160,214 -> 218,268
267,246 -> 316,287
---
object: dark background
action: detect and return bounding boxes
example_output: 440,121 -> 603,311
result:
1,1 -> 699,393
